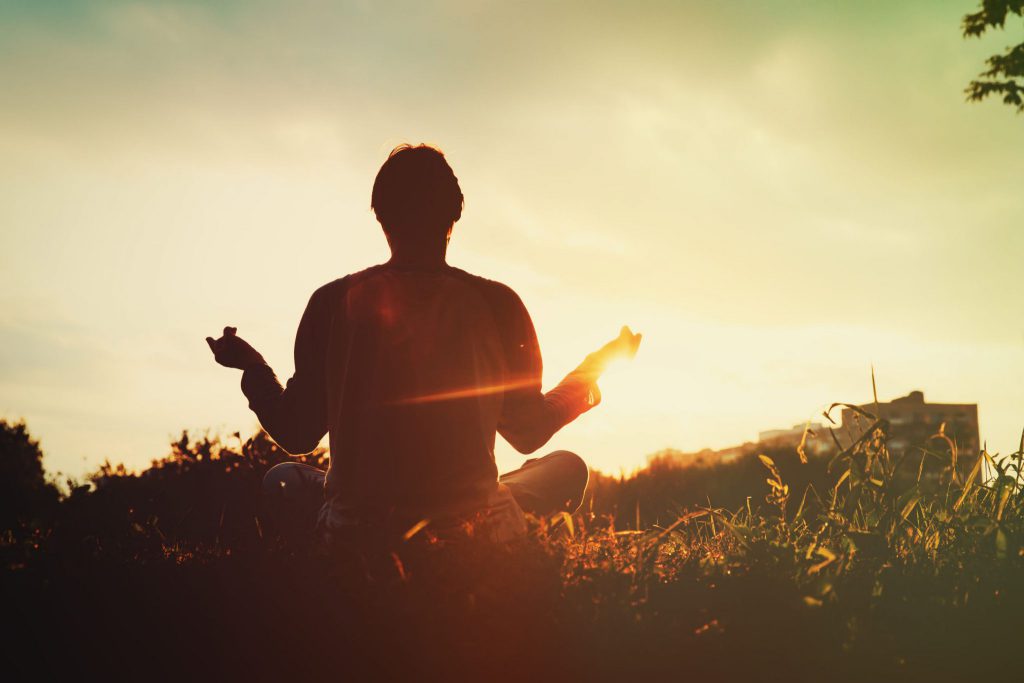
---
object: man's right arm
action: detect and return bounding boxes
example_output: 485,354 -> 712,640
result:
240,286 -> 332,455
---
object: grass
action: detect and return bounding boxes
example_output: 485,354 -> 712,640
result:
4,411 -> 1024,681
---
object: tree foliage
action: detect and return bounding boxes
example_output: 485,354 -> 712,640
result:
963,1 -> 1024,112
0,419 -> 58,528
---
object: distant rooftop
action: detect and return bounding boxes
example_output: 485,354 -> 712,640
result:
858,390 -> 977,411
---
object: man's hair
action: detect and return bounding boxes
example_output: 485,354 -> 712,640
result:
371,144 -> 464,238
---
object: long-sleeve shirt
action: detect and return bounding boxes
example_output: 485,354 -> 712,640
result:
241,262 -> 600,523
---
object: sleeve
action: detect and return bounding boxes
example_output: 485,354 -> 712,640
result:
496,289 -> 601,454
239,287 -> 331,455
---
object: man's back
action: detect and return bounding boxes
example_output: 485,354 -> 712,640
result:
325,264 -> 511,517
241,262 -> 598,526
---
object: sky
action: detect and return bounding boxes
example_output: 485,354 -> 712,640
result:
1,0 -> 1022,479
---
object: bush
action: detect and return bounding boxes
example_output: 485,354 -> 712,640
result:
3,417 -> 1024,680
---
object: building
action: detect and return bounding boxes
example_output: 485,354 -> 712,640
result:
758,422 -> 835,458
840,390 -> 980,481
645,391 -> 980,477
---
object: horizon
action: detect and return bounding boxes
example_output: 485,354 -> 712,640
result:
2,0 -> 1022,479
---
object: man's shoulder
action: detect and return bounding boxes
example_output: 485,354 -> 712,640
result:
310,265 -> 386,301
447,267 -> 536,340
446,267 -> 524,308
308,265 -> 528,316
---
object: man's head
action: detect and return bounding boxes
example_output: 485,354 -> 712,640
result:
371,144 -> 464,245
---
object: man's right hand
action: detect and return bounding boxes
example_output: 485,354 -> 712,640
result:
206,326 -> 266,370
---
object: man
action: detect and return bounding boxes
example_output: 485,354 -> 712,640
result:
207,144 -> 640,542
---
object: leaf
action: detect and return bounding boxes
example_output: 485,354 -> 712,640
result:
996,527 -> 1008,560
996,482 -> 1012,522
954,455 -> 984,511
871,365 -> 879,415
808,546 -> 836,575
900,494 -> 921,522
827,402 -> 878,422
714,513 -> 751,550
402,518 -> 430,542
558,511 -> 575,538
793,486 -> 810,522
651,509 -> 709,543
760,454 -> 783,486
796,421 -> 811,464
895,484 -> 922,521
832,470 -> 851,496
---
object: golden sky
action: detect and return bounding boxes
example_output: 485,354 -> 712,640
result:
1,0 -> 1022,477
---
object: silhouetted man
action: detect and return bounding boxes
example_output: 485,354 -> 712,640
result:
207,144 -> 640,542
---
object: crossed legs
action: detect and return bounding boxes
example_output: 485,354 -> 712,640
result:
262,450 -> 590,535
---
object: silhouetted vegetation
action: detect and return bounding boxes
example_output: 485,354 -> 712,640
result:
3,416 -> 1024,680
0,420 -> 59,531
964,0 -> 1024,112
587,444 -> 832,530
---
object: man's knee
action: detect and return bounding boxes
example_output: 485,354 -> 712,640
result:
261,463 -> 326,537
501,450 -> 591,516
263,462 -> 293,498
543,450 -> 590,513
546,450 -> 590,490
263,462 -> 323,499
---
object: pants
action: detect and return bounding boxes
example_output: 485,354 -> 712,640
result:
262,450 -> 590,539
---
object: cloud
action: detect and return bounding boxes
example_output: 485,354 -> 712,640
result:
1,0 -> 1022,474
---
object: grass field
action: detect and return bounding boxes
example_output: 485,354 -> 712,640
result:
4,411 -> 1024,681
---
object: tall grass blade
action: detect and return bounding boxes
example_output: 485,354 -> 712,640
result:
954,455 -> 983,511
